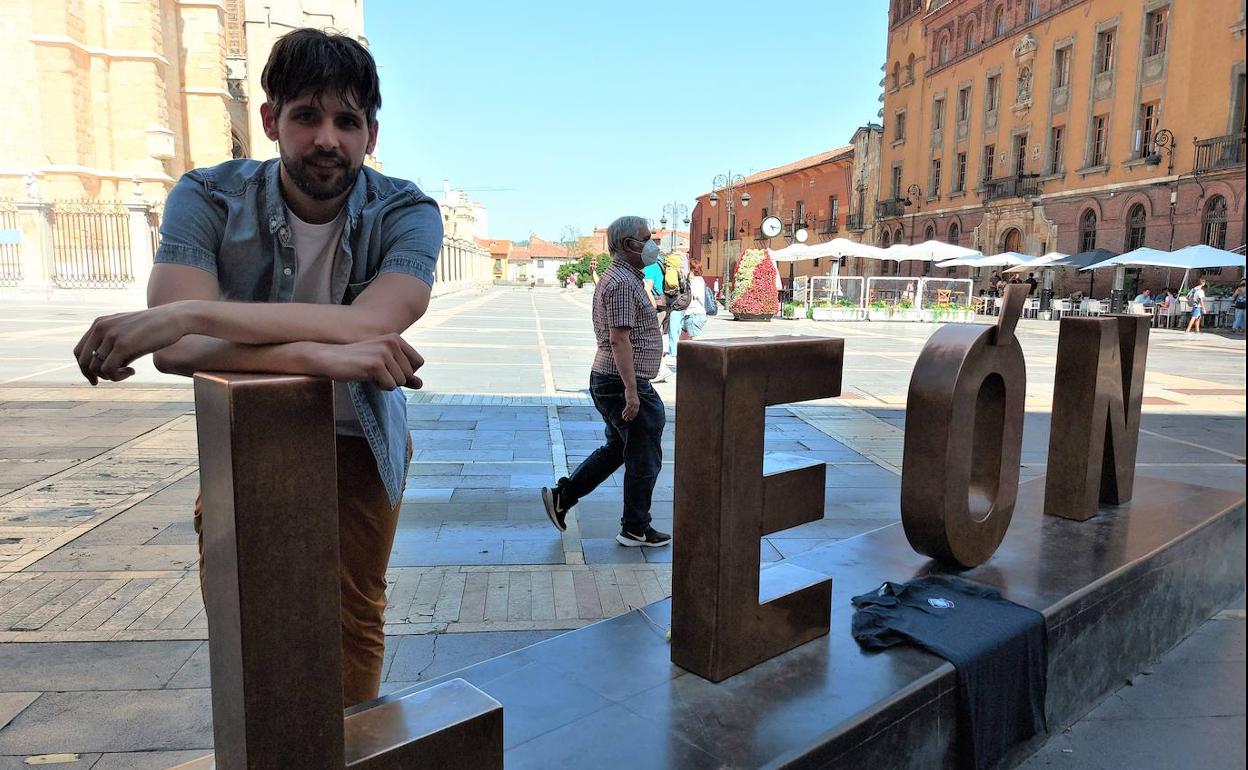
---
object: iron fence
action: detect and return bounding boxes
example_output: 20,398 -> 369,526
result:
982,175 -> 1043,203
49,201 -> 134,288
0,200 -> 21,287
1194,134 -> 1246,173
846,212 -> 866,231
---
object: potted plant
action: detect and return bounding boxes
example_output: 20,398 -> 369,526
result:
781,301 -> 804,320
729,249 -> 780,321
835,297 -> 865,321
896,299 -> 921,321
867,299 -> 893,322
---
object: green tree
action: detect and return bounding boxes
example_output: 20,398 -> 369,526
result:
556,253 -> 610,287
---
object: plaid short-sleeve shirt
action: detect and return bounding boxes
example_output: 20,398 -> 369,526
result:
592,259 -> 663,379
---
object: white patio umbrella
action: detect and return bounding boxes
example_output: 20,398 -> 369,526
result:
938,251 -> 1032,268
887,239 -> 981,262
1004,252 -> 1069,274
1078,247 -> 1190,271
769,242 -> 825,262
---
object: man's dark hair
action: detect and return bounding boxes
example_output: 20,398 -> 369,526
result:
261,28 -> 381,122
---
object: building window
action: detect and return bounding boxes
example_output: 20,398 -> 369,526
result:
933,98 -> 945,130
949,222 -> 961,245
882,229 -> 893,248
829,195 -> 839,222
1096,29 -> 1115,74
1079,209 -> 1098,252
1014,133 -> 1028,175
1137,102 -> 1158,158
925,223 -> 936,241
892,166 -> 904,199
1127,204 -> 1147,250
1054,46 -> 1071,88
892,62 -> 900,90
965,21 -> 977,52
906,53 -> 916,84
796,200 -> 807,227
983,144 -> 996,180
986,75 -> 1000,111
938,34 -> 950,65
1145,7 -> 1168,57
1201,196 -> 1228,249
955,151 -> 968,191
1049,125 -> 1065,174
536,260 -> 545,268
1090,115 -> 1108,166
993,5 -> 1006,37
1026,0 -> 1038,21
895,111 -> 907,141
1235,73 -> 1247,135
931,158 -> 942,196
957,86 -> 971,122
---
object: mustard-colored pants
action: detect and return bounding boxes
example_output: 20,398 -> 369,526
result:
195,435 -> 406,707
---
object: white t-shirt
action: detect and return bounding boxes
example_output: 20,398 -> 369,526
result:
688,275 -> 707,315
286,205 -> 364,437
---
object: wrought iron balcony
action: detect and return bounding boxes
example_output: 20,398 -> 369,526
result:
982,174 -> 1043,203
818,219 -> 839,235
876,199 -> 907,218
846,213 -> 866,232
1194,134 -> 1246,173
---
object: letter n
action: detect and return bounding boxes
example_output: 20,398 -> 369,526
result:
1044,315 -> 1150,520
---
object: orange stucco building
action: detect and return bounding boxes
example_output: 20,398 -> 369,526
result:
879,0 -> 1245,292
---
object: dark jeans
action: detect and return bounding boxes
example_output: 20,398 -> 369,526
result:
559,371 -> 665,531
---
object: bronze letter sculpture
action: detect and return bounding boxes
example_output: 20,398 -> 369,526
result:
672,336 -> 842,682
1044,315 -> 1150,520
174,373 -> 502,770
901,283 -> 1029,568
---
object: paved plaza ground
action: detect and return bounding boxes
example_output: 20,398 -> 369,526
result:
0,285 -> 1243,767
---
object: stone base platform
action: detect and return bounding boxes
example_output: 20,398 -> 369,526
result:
357,474 -> 1244,769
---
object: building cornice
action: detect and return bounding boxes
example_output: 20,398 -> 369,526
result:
28,35 -> 170,66
0,167 -> 176,185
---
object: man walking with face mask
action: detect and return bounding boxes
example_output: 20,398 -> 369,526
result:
541,216 -> 672,548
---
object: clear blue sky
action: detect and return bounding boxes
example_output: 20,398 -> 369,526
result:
367,1 -> 888,242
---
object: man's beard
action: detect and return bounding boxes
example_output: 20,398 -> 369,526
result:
281,149 -> 360,201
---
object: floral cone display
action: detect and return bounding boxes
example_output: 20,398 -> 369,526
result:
729,248 -> 780,320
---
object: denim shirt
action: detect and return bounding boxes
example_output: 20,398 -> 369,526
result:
154,158 -> 442,506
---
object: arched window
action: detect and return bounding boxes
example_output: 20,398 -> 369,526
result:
882,229 -> 892,248
993,5 -> 1006,37
896,226 -> 906,244
949,222 -> 961,245
1079,209 -> 1098,252
1126,204 -> 1147,250
939,34 -> 950,65
1002,227 -> 1022,253
1201,195 -> 1228,248
965,21 -> 977,51
892,62 -> 901,90
906,53 -> 916,83
925,223 -> 936,241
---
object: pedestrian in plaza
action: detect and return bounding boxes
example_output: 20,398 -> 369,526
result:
658,250 -> 691,380
1231,279 -> 1246,334
682,258 -> 710,340
540,215 -> 672,548
70,29 -> 437,707
988,271 -> 1002,295
1184,279 -> 1207,334
1025,272 -> 1039,295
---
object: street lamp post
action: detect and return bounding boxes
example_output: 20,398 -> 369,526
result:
709,172 -> 750,296
1149,128 -> 1178,286
904,183 -> 923,277
659,202 -> 690,254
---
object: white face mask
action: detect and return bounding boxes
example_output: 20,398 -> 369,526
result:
640,239 -> 661,266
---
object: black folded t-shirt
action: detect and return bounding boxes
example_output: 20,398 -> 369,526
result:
852,574 -> 1047,770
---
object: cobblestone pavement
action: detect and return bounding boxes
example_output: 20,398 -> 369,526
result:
0,286 -> 1243,765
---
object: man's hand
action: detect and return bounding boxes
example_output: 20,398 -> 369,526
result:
307,334 -> 425,390
73,304 -> 188,385
621,386 -> 640,422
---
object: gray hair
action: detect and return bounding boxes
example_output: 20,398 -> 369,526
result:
607,216 -> 648,258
